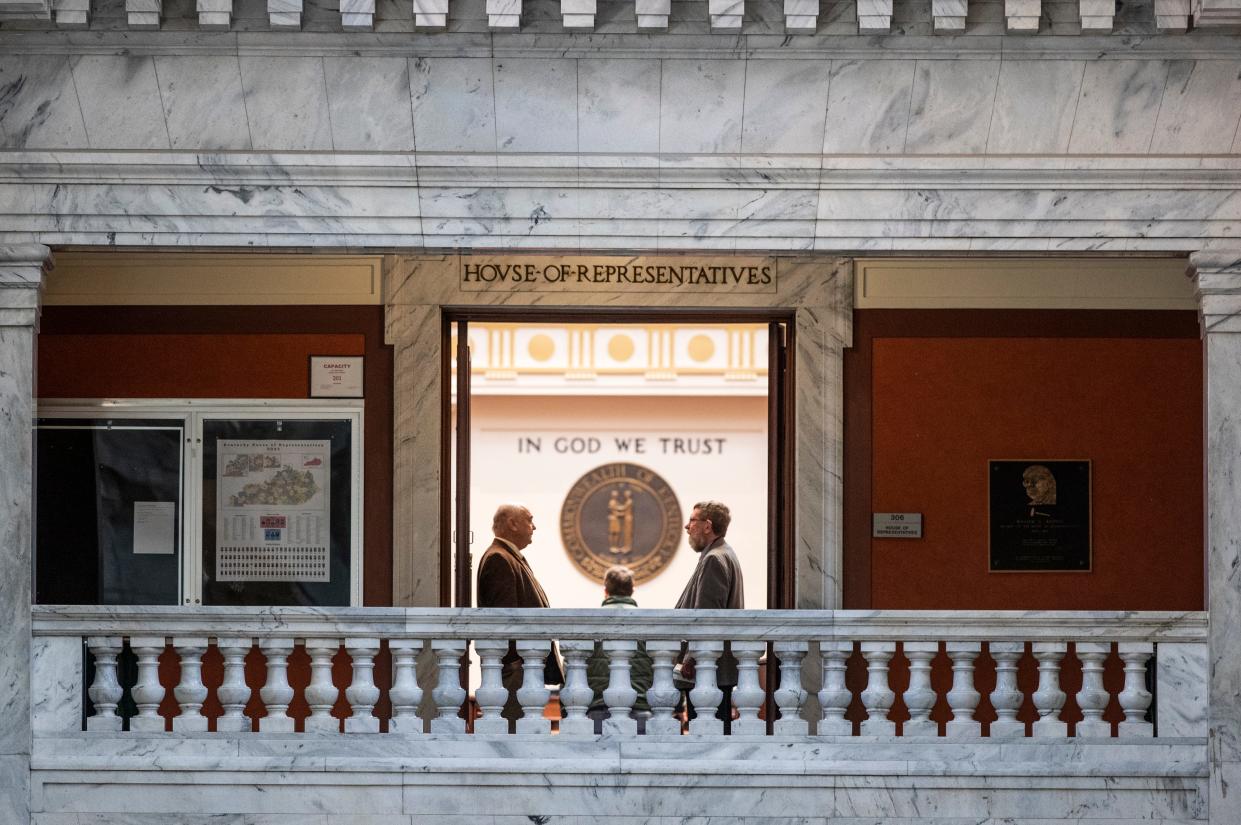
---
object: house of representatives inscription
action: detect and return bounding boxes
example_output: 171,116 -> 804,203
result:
460,255 -> 778,293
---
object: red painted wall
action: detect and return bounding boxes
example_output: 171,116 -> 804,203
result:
848,312 -> 1203,610
37,307 -> 394,607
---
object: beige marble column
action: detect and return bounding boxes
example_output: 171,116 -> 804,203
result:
1193,249 -> 1241,825
0,244 -> 50,825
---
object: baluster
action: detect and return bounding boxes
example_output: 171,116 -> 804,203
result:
988,642 -> 1025,737
601,640 -> 639,735
472,639 -> 511,735
730,641 -> 766,736
85,636 -> 124,732
859,642 -> 895,736
902,642 -> 939,736
304,639 -> 342,733
645,641 -> 683,736
258,639 -> 296,733
772,641 -> 808,735
216,637 -> 252,733
1118,642 -> 1154,738
387,639 -> 423,734
172,637 -> 209,733
129,636 -> 167,732
818,641 -> 853,736
687,640 -> 724,736
1031,642 -> 1068,738
344,638 -> 380,733
430,639 -> 468,734
515,639 -> 551,734
557,640 -> 595,736
944,641 -> 981,737
1075,642 -> 1112,737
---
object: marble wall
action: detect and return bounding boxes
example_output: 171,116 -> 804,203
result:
2,50 -> 1240,157
0,245 -> 48,825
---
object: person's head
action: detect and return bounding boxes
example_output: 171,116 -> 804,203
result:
1021,465 -> 1057,505
603,565 -> 634,598
493,504 -> 535,550
685,500 -> 730,552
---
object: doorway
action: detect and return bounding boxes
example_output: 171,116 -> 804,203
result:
445,309 -> 794,611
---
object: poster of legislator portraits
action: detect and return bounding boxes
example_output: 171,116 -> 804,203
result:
202,417 -> 356,606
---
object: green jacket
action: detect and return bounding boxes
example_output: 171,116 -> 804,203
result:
586,596 -> 653,712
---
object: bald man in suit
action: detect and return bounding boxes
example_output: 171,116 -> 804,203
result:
477,504 -> 562,727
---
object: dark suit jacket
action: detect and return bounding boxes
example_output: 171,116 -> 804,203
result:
675,537 -> 744,686
476,539 -> 562,685
477,539 -> 550,609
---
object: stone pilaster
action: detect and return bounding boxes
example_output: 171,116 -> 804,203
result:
0,244 -> 50,825
1192,249 -> 1241,825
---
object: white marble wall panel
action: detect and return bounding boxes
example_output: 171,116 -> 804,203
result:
987,59 -> 1084,153
409,57 -> 496,152
740,60 -> 830,154
1150,60 -> 1241,154
68,56 -> 171,150
578,58 -> 661,153
239,57 -> 333,150
493,59 -> 577,152
323,58 -> 414,151
904,59 -> 1002,154
1067,59 -> 1170,154
0,55 -> 88,149
659,60 -> 745,154
821,60 -> 914,153
154,56 -> 252,149
31,636 -> 82,735
1153,645 -> 1208,733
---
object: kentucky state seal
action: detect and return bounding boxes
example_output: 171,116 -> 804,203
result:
559,462 -> 682,585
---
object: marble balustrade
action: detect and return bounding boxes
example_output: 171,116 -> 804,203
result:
31,606 -> 1206,740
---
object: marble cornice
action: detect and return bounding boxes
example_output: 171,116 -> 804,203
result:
1191,249 -> 1241,334
0,243 -> 50,325
3,151 -> 1241,190
2,29 -> 1240,59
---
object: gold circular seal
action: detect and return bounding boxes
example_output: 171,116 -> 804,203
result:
559,462 -> 682,585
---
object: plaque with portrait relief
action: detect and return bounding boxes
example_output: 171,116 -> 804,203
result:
559,462 -> 682,584
989,460 -> 1091,572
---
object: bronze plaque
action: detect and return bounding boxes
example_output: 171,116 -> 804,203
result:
989,460 -> 1091,572
559,462 -> 682,584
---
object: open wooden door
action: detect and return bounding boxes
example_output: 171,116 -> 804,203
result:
766,318 -> 794,730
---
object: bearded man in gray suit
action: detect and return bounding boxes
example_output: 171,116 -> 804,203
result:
675,500 -> 744,731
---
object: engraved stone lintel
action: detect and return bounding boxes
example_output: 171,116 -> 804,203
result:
932,0 -> 966,30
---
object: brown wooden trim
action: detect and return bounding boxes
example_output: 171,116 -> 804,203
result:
842,308 -> 1201,610
440,312 -> 453,608
443,305 -> 797,324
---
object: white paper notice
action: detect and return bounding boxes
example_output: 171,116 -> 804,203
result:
133,501 -> 176,555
